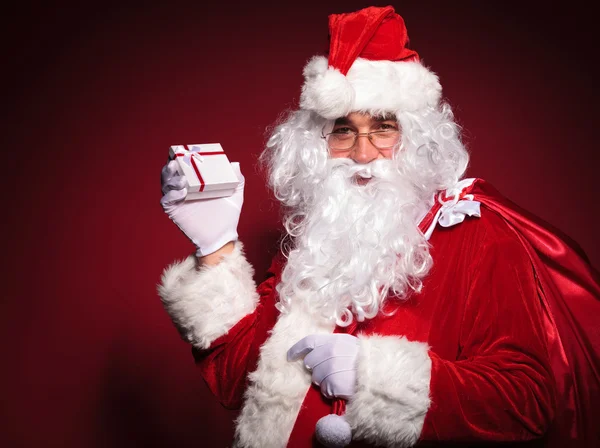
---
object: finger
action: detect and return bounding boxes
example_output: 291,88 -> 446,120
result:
320,379 -> 335,399
160,187 -> 187,208
222,190 -> 244,211
302,337 -> 358,369
311,358 -> 353,386
161,175 -> 188,195
304,344 -> 356,379
287,334 -> 329,361
310,353 -> 356,382
321,371 -> 356,400
230,162 -> 245,186
161,160 -> 179,184
302,344 -> 327,369
320,377 -> 354,400
287,336 -> 316,361
230,161 -> 241,177
311,358 -> 334,385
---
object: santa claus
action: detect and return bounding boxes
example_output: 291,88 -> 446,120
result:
158,6 -> 599,448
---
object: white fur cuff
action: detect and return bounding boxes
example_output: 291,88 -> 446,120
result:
345,335 -> 432,447
157,242 -> 259,349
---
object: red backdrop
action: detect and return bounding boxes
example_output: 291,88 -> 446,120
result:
2,1 -> 598,446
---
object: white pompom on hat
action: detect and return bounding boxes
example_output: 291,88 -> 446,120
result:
299,5 -> 441,119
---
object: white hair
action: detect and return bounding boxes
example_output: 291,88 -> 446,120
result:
260,103 -> 469,326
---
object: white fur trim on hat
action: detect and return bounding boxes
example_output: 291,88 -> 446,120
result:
300,56 -> 441,119
157,242 -> 259,349
345,334 -> 432,447
234,306 -> 335,447
300,56 -> 355,119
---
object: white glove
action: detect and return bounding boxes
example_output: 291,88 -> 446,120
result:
160,159 -> 244,257
287,334 -> 359,400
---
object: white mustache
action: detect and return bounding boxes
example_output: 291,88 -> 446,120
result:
327,159 -> 396,180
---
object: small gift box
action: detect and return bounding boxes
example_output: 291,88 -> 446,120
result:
169,143 -> 240,200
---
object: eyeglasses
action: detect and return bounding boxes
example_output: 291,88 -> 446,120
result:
322,129 -> 401,151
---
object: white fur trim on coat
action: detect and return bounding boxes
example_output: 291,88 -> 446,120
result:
157,242 -> 259,349
300,56 -> 442,119
234,304 -> 335,447
345,335 -> 432,447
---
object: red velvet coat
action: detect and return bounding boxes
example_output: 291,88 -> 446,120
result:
184,179 -> 599,447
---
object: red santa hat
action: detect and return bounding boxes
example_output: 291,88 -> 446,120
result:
300,5 -> 441,119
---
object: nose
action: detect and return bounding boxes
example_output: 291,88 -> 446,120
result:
350,134 -> 380,164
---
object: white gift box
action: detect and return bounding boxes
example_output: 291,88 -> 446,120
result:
169,143 -> 240,200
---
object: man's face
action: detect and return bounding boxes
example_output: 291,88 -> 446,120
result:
327,112 -> 399,163
277,112 -> 428,324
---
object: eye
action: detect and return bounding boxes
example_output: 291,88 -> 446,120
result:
377,122 -> 398,131
332,127 -> 354,134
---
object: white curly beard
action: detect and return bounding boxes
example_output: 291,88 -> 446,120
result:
276,158 -> 434,326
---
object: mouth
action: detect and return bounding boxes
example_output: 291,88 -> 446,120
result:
354,174 -> 372,186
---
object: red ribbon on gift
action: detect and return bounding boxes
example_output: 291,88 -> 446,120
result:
174,147 -> 224,192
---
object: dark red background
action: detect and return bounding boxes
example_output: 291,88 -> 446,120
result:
2,1 -> 598,446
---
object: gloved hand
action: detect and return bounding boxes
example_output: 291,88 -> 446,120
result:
160,159 -> 244,257
287,334 -> 359,400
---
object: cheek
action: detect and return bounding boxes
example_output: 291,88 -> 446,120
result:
329,150 -> 351,159
379,148 -> 395,160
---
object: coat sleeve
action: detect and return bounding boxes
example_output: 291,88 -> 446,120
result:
344,230 -> 557,446
157,242 -> 280,409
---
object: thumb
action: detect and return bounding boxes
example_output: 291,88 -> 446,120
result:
287,334 -> 330,361
230,162 -> 245,184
